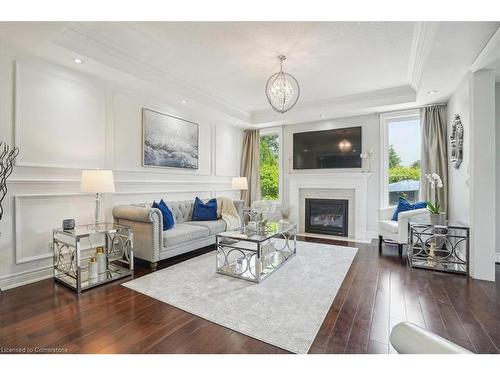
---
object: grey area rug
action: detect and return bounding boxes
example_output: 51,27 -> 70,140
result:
123,240 -> 357,353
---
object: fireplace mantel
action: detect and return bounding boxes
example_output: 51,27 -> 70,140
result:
288,172 -> 373,240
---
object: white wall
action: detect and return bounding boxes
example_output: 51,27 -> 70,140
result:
447,73 -> 471,225
0,46 -> 243,290
447,70 -> 497,281
469,69 -> 496,281
281,114 -> 380,236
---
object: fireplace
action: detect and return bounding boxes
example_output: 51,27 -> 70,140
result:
305,198 -> 349,237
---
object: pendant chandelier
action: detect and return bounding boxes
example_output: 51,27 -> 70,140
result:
265,55 -> 300,113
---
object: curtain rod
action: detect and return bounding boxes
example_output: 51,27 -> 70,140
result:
421,103 -> 447,108
378,103 -> 447,116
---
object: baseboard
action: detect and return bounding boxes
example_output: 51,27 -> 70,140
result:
0,265 -> 53,291
365,230 -> 378,240
297,232 -> 371,244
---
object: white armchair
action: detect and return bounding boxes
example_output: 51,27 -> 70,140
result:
378,205 -> 429,256
390,322 -> 472,354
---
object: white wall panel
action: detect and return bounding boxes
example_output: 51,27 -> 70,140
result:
112,92 -> 213,175
447,73 -> 471,225
15,194 -> 99,264
215,123 -> 242,176
15,62 -> 106,169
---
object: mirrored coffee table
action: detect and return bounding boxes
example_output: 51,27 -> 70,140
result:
216,222 -> 296,283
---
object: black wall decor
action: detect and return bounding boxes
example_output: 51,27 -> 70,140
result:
0,142 -> 19,220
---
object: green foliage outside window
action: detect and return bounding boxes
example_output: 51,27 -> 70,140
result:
260,135 -> 279,200
388,144 -> 402,168
388,144 -> 420,183
389,165 -> 420,183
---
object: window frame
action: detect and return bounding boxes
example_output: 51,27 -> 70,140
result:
259,126 -> 283,204
379,109 -> 421,207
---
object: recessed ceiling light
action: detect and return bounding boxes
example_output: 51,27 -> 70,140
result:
320,115 -> 326,119
427,90 -> 438,95
74,58 -> 83,64
181,99 -> 187,104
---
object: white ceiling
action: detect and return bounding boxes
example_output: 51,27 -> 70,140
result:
0,21 -> 498,126
103,22 -> 414,111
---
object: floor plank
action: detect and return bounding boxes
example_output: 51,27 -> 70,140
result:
1,238 -> 498,354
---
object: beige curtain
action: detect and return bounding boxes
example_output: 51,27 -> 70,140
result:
240,129 -> 260,207
420,105 -> 448,214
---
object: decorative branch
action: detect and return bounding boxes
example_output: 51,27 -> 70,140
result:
0,142 -> 20,220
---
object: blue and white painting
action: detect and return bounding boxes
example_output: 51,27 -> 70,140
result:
143,108 -> 199,169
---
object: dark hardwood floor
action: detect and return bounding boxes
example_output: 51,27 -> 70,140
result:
1,236 -> 499,354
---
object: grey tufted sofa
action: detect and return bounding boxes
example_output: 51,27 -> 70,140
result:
112,199 -> 243,270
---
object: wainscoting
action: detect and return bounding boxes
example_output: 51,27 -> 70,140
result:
0,48 -> 243,290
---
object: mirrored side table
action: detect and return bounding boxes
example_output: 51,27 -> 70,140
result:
408,218 -> 469,275
53,223 -> 133,293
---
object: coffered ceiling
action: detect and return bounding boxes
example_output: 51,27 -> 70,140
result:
0,21 -> 498,126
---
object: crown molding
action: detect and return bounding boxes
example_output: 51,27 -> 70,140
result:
250,85 -> 416,126
51,23 -> 252,123
407,21 -> 440,91
471,26 -> 500,72
48,22 -> 428,127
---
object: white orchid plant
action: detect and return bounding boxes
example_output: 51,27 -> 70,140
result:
425,173 -> 444,214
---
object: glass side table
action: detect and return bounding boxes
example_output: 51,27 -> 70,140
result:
408,217 -> 469,275
53,223 -> 134,293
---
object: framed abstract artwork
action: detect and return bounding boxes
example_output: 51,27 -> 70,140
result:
142,108 -> 199,169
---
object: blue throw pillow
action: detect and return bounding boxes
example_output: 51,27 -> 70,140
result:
413,201 -> 427,209
192,197 -> 218,221
391,198 -> 427,221
152,200 -> 174,230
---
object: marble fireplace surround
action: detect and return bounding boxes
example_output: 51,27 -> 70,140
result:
289,173 -> 373,240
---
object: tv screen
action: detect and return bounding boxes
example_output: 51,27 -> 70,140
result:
293,126 -> 362,169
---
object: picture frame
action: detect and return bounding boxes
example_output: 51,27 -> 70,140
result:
142,108 -> 199,170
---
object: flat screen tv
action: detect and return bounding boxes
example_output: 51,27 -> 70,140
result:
293,126 -> 362,169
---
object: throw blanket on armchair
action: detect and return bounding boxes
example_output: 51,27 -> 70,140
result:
217,196 -> 241,230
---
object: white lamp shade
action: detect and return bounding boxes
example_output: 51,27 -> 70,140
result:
80,170 -> 115,193
232,177 -> 248,190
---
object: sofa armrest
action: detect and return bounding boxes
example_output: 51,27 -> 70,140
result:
398,207 -> 429,220
379,206 -> 396,220
113,205 -> 160,223
390,322 -> 472,354
112,205 -> 163,263
397,208 -> 430,243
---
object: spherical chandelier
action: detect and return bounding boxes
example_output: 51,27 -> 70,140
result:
265,55 -> 300,114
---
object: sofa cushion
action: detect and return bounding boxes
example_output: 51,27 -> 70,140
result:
152,200 -> 174,230
192,197 -> 218,221
379,219 -> 399,234
185,220 -> 226,235
162,223 -> 209,248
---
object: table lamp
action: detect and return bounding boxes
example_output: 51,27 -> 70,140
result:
231,177 -> 248,200
81,170 -> 115,227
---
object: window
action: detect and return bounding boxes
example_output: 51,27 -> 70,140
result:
259,128 -> 281,201
380,110 -> 421,206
